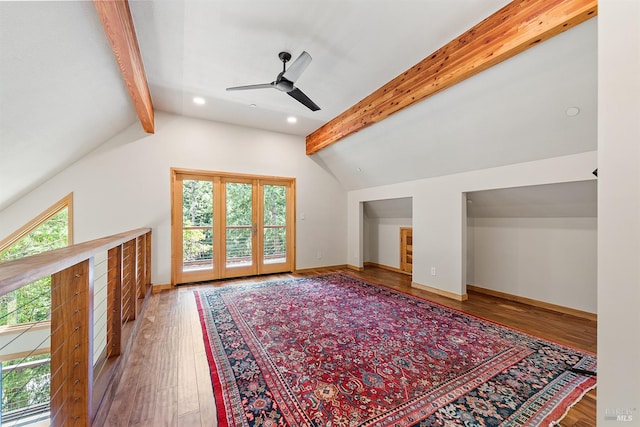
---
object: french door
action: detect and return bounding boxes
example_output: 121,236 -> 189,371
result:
171,169 -> 295,285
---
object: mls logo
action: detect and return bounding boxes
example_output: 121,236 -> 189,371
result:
605,408 -> 636,422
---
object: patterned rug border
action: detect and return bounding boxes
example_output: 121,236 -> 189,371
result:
195,291 -> 231,427
194,273 -> 596,427
548,384 -> 596,426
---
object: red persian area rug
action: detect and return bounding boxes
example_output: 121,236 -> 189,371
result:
194,274 -> 596,427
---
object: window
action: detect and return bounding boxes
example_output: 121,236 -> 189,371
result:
0,193 -> 72,421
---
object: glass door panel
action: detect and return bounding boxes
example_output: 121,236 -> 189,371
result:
263,184 -> 287,265
224,181 -> 257,277
182,179 -> 214,273
173,175 -> 219,284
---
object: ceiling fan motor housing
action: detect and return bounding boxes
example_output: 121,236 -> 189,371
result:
278,51 -> 292,63
274,79 -> 294,92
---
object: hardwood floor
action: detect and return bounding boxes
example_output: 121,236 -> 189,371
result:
103,266 -> 596,426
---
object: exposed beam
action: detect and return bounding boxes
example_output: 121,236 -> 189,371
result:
94,0 -> 154,133
306,0 -> 597,155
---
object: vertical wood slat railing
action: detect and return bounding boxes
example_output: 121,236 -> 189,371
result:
0,228 -> 152,426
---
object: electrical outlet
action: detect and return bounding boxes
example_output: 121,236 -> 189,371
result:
316,251 -> 322,259
431,267 -> 436,276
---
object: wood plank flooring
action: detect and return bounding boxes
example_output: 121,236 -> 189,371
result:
103,266 -> 596,426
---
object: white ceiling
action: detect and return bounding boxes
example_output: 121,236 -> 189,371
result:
129,0 -> 512,136
0,0 -> 597,212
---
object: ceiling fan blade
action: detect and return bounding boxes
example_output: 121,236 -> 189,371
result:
226,83 -> 274,91
287,87 -> 320,111
282,51 -> 312,83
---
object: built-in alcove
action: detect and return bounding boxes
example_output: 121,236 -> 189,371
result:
363,197 -> 413,274
465,180 -> 597,314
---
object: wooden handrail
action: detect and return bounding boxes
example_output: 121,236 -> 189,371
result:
0,228 -> 151,296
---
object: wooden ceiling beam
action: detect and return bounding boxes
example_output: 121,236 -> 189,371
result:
94,0 -> 154,133
306,0 -> 597,155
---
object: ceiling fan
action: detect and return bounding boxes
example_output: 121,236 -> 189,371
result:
226,51 -> 320,111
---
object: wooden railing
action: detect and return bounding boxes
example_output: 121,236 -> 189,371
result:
0,228 -> 152,426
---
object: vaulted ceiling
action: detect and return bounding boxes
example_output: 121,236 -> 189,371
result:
0,1 -> 597,212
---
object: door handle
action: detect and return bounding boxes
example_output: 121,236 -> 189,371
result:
253,223 -> 257,235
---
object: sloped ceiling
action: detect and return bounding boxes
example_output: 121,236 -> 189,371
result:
0,1 -> 136,211
313,19 -> 597,190
364,198 -> 413,220
0,0 -> 597,213
467,180 -> 597,218
360,180 -> 598,220
364,180 -> 598,219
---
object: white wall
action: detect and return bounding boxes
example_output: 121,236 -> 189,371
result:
0,113 -> 348,284
364,217 -> 412,269
597,0 -> 640,421
348,151 -> 597,297
468,216 -> 597,313
466,217 -> 475,283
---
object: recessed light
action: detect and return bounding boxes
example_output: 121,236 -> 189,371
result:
566,106 -> 580,117
356,167 -> 362,173
193,96 -> 206,105
287,116 -> 297,124
250,104 -> 257,108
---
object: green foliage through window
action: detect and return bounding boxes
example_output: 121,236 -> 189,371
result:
182,180 -> 212,227
263,185 -> 287,260
2,355 -> 50,416
226,183 -> 253,263
182,180 -> 214,269
0,206 -> 68,419
180,178 -> 288,268
0,208 -> 67,326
